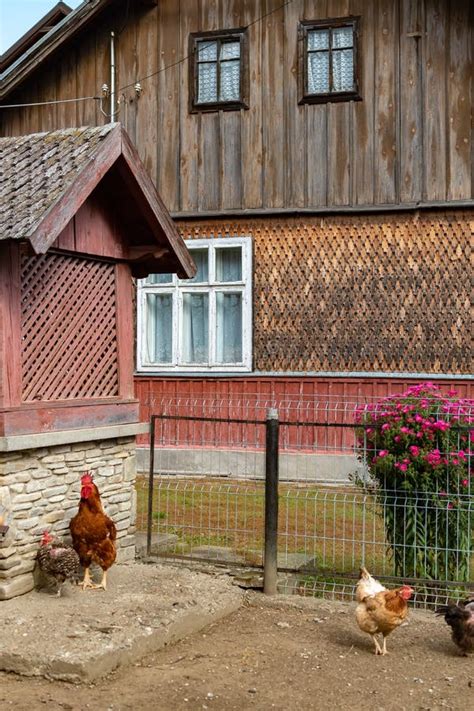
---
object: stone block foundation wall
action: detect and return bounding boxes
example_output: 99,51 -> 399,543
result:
0,436 -> 137,600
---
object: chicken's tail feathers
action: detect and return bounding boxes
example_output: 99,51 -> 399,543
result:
358,566 -> 371,579
436,599 -> 474,618
434,603 -> 467,626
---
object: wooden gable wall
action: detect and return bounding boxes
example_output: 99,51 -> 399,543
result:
1,0 -> 472,213
52,187 -> 128,260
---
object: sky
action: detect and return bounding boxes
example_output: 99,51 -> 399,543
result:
0,0 -> 83,53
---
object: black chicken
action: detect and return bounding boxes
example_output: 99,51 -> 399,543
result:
436,598 -> 474,656
37,530 -> 80,596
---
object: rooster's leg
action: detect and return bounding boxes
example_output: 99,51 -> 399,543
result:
94,569 -> 107,591
381,636 -> 388,656
81,567 -> 97,590
371,634 -> 383,655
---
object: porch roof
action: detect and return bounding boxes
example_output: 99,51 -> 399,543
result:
0,123 -> 195,279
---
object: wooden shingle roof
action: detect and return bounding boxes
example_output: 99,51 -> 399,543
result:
0,123 -> 195,279
0,124 -> 115,244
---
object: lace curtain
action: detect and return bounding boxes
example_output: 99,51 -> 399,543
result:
197,40 -> 240,103
307,26 -> 354,94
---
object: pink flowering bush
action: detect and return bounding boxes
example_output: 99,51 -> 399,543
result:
355,383 -> 473,581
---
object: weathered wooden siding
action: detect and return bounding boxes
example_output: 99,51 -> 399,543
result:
1,0 -> 471,211
178,210 -> 472,375
52,190 -> 128,260
134,375 -> 474,447
136,375 -> 474,412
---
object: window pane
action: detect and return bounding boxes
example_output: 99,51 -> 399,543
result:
185,248 -> 209,283
182,293 -> 209,363
216,247 -> 242,282
197,40 -> 217,61
333,49 -> 354,91
332,26 -> 353,48
307,29 -> 329,50
308,51 -> 329,93
221,41 -> 240,60
216,292 -> 242,363
198,63 -> 217,103
220,60 -> 240,101
145,293 -> 173,363
146,273 -> 173,285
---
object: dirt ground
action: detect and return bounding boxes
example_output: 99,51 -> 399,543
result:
1,592 -> 472,711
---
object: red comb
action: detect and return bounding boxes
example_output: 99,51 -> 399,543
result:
81,472 -> 93,484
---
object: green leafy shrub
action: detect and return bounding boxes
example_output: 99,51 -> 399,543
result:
355,383 -> 473,581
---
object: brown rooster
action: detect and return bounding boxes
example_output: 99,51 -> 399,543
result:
69,472 -> 117,590
355,566 -> 413,655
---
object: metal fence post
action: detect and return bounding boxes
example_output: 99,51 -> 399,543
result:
147,415 -> 156,557
264,407 -> 279,595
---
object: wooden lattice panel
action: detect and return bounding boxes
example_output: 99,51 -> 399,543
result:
21,252 -> 119,401
179,210 -> 472,375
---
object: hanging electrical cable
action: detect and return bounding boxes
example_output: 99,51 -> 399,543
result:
0,0 -> 294,111
0,96 -> 100,109
118,0 -> 294,93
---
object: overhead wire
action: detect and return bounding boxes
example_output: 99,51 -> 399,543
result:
0,96 -> 100,109
0,0 -> 295,111
118,0 -> 294,92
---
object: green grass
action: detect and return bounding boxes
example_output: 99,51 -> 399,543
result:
134,475 -> 473,607
135,476 -> 390,573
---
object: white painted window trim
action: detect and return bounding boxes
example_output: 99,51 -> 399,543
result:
137,237 -> 253,373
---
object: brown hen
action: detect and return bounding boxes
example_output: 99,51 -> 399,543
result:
355,566 -> 413,655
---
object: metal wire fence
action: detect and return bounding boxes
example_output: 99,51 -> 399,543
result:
136,393 -> 473,609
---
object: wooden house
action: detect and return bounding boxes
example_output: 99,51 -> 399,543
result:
0,0 -> 472,442
0,123 -> 194,599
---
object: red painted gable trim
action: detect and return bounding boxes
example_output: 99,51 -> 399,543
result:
26,124 -> 195,279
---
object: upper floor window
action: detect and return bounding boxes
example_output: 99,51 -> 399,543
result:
189,29 -> 248,112
137,238 -> 252,372
299,17 -> 360,104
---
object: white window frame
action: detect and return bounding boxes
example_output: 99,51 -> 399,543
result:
137,237 -> 252,373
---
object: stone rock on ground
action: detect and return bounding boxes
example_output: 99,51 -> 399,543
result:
0,562 -> 243,683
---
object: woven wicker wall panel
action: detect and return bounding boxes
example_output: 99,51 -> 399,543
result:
21,252 -> 119,401
178,211 -> 472,374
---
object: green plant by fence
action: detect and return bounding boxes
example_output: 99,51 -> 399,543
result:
355,383 -> 472,582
